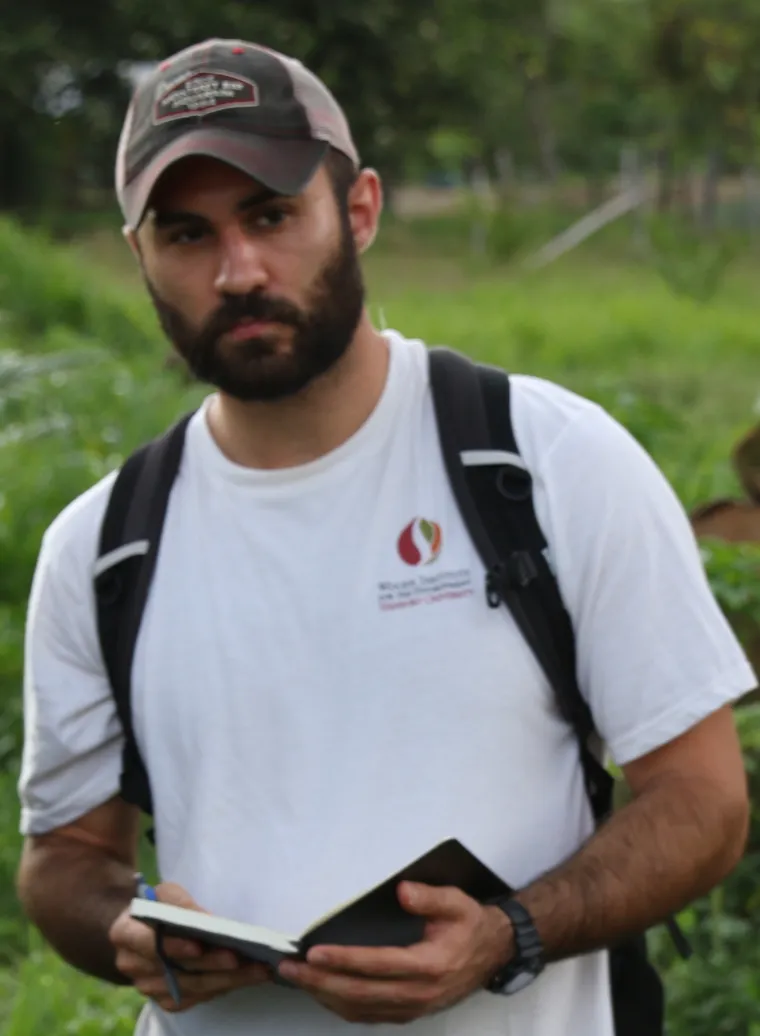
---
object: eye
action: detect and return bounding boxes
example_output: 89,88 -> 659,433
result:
254,206 -> 290,229
168,225 -> 208,245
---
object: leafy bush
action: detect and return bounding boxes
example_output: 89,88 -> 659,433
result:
0,931 -> 140,1035
700,540 -> 760,690
650,706 -> 760,1034
0,218 -> 158,357
644,214 -> 744,304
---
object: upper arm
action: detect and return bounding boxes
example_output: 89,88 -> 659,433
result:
18,480 -> 124,837
530,403 -> 758,766
622,705 -> 748,804
621,706 -> 750,865
17,796 -> 141,931
21,794 -> 141,871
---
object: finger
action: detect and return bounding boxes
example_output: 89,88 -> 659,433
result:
287,965 -> 408,1000
115,948 -> 156,981
160,936 -> 206,961
136,961 -> 271,1002
110,915 -> 176,959
303,943 -> 443,980
162,948 -> 241,969
155,882 -> 209,913
118,946 -> 241,979
397,882 -> 472,920
282,964 -> 433,1009
111,914 -> 204,966
150,882 -> 210,961
148,993 -> 198,1015
315,991 -> 434,1026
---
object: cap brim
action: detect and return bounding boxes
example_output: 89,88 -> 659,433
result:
122,128 -> 329,228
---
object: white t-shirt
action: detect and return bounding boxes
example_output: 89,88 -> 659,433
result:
19,331 -> 756,1036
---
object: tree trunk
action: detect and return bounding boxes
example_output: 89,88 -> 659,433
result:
742,166 -> 760,236
656,146 -> 674,212
620,145 -> 646,249
585,170 -> 605,209
469,163 -> 490,257
0,114 -> 37,212
675,167 -> 695,220
523,72 -> 560,184
700,149 -> 721,232
492,147 -> 516,206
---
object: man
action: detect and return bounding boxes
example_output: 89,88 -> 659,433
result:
16,37 -> 755,1036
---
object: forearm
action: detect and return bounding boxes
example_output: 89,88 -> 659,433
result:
514,772 -> 748,962
17,837 -> 136,984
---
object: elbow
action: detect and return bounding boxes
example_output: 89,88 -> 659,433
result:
16,840 -> 46,924
715,787 -> 750,881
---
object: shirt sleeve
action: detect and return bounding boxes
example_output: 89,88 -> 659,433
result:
534,404 -> 757,766
18,484 -> 123,835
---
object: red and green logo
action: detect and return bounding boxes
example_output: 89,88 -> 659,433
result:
398,518 -> 443,566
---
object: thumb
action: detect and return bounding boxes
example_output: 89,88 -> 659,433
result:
155,882 -> 208,913
398,882 -> 469,920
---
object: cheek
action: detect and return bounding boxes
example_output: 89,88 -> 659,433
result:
270,240 -> 331,305
146,254 -> 220,327
270,211 -> 340,292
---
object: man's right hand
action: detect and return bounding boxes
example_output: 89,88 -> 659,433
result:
109,882 -> 272,1013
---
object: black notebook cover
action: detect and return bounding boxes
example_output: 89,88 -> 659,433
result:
131,837 -> 512,971
300,837 -> 511,951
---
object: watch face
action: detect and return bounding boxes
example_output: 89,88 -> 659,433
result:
503,970 -> 538,995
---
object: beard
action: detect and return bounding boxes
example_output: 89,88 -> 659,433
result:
147,219 -> 365,402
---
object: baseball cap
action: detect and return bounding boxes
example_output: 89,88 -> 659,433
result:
116,38 -> 360,229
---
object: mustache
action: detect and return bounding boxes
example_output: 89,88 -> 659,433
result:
203,292 -> 305,340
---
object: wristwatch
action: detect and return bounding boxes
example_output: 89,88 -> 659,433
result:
485,898 -> 546,995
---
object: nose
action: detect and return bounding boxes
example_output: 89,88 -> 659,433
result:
214,226 -> 269,296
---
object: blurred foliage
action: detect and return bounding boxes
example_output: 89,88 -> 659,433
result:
645,214 -> 745,302
702,541 -> 760,628
1,211 -> 760,1030
6,1 -> 760,222
4,0 -> 760,1030
0,930 -> 141,1034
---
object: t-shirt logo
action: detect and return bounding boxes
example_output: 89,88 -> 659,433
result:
397,518 -> 443,567
153,71 -> 260,123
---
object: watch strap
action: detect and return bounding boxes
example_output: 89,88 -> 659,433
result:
485,897 -> 545,994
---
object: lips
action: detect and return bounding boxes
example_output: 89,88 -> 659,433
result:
224,318 -> 278,342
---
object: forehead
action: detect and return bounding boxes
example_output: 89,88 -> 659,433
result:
147,155 -> 327,215
148,156 -> 268,213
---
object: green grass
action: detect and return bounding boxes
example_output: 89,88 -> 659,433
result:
1,212 -> 760,1033
0,933 -> 141,1035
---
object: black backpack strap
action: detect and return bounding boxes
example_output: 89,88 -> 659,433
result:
428,346 -> 691,967
94,412 -> 194,820
428,347 -> 613,820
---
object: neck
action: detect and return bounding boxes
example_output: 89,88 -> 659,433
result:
205,314 -> 390,470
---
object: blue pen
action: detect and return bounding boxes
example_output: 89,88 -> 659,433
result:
135,872 -> 157,902
134,872 -> 183,1007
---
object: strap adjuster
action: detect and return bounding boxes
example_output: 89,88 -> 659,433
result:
505,550 -> 539,589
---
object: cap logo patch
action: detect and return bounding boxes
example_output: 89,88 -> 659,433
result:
153,70 -> 259,123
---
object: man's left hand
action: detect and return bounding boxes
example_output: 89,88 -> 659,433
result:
277,881 -> 514,1024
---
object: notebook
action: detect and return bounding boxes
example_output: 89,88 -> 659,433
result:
130,837 -> 512,971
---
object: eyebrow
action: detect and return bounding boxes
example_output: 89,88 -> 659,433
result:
150,187 -> 289,229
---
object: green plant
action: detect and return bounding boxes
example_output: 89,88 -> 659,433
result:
645,214 -> 743,304
0,931 -> 141,1035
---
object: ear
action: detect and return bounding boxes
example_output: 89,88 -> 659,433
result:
123,225 -> 142,262
348,168 -> 383,255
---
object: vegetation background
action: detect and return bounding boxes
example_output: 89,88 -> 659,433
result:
2,1 -> 760,1032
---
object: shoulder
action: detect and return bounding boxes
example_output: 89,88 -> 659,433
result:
508,374 -> 612,461
507,373 -> 658,491
45,471 -> 118,545
37,407 -> 205,587
36,471 -> 119,587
